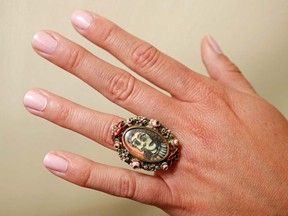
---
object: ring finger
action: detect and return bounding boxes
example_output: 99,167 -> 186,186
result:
23,89 -> 120,149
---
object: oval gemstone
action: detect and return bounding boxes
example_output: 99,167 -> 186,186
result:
122,126 -> 169,162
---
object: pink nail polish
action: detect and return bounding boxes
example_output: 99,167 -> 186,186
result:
32,32 -> 58,54
23,90 -> 47,112
43,153 -> 68,173
71,10 -> 94,30
207,35 -> 223,54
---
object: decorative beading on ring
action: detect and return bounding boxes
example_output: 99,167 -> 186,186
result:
112,116 -> 179,171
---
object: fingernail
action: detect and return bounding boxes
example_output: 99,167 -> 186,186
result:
207,35 -> 222,54
71,10 -> 94,30
32,32 -> 58,54
43,153 -> 68,173
23,90 -> 47,112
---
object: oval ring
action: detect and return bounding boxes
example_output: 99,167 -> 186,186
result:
112,116 -> 179,171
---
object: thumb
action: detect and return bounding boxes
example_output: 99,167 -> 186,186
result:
201,35 -> 257,95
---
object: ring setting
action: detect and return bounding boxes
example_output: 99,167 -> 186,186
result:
112,116 -> 179,171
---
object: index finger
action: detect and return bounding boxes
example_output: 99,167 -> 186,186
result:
71,10 -> 205,101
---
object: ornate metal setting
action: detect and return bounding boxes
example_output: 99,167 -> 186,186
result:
112,116 -> 179,171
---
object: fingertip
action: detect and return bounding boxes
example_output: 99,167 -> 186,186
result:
206,35 -> 223,54
201,35 -> 223,80
31,31 -> 58,55
71,10 -> 94,30
43,152 -> 69,173
23,89 -> 48,112
201,36 -> 257,95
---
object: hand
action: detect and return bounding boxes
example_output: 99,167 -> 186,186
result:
24,10 -> 288,215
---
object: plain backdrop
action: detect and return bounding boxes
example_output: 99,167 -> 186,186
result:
1,0 -> 287,215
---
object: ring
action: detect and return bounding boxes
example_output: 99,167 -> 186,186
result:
112,116 -> 179,171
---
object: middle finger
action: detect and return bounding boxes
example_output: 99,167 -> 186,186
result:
32,31 -> 172,119
71,10 -> 204,101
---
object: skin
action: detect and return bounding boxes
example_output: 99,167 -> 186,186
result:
24,10 -> 288,215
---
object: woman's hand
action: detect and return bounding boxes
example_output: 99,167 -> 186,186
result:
24,10 -> 288,215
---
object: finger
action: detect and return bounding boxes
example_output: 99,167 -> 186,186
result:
201,35 -> 257,95
43,151 -> 170,206
23,89 -> 120,149
70,10 -> 205,101
31,31 -> 172,118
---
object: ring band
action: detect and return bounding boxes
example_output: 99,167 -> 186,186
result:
112,116 -> 179,171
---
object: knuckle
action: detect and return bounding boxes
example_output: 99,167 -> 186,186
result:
131,43 -> 161,70
102,117 -> 119,148
203,87 -> 225,106
109,73 -> 136,102
99,21 -> 117,44
67,48 -> 86,71
193,80 -> 227,106
80,164 -> 95,188
54,104 -> 72,126
226,62 -> 241,74
117,174 -> 136,199
202,84 -> 221,100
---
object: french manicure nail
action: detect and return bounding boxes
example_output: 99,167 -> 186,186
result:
43,153 -> 68,173
23,90 -> 48,112
207,35 -> 223,54
71,10 -> 94,30
32,32 -> 58,54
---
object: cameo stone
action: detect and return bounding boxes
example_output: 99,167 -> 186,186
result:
122,127 -> 169,162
